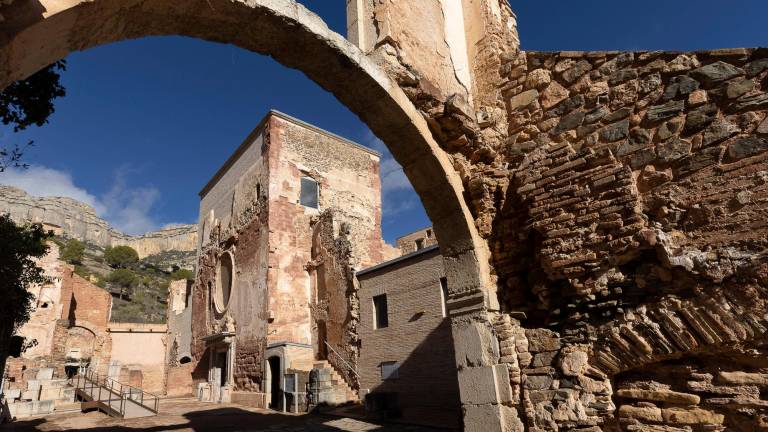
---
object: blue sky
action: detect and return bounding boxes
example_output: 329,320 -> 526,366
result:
0,1 -> 766,242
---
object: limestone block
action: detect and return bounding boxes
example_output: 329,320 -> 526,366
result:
619,404 -> 663,422
26,380 -> 41,390
21,388 -> 40,401
452,316 -> 499,367
36,368 -> 54,380
39,387 -> 62,401
463,403 -> 523,432
662,407 -> 724,425
560,351 -> 589,377
5,389 -> 21,399
718,371 -> 768,386
616,388 -> 700,405
458,365 -> 508,405
9,401 -> 31,418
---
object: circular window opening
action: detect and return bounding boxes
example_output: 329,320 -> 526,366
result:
215,251 -> 234,313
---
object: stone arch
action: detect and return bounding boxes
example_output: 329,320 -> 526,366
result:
0,0 -> 492,306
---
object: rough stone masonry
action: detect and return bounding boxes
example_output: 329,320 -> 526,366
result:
2,1 -> 768,431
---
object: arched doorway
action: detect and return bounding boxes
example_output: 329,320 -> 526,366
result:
0,0 -> 499,425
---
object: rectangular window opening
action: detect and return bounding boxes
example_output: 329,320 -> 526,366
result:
380,361 -> 399,380
373,294 -> 389,329
300,176 -> 319,209
440,277 -> 449,318
415,238 -> 425,250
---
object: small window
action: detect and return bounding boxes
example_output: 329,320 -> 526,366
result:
440,277 -> 449,318
179,356 -> 191,365
380,362 -> 399,380
415,238 -> 425,250
426,229 -> 433,238
373,294 -> 389,329
300,176 -> 319,209
9,336 -> 24,358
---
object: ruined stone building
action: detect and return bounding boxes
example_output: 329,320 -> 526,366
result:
357,233 -> 460,429
3,243 -> 168,418
5,0 -> 768,430
182,110 -> 396,410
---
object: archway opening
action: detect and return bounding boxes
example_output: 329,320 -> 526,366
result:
0,0 -> 487,428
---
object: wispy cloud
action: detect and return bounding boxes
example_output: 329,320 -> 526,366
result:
362,131 -> 420,216
0,165 -> 168,235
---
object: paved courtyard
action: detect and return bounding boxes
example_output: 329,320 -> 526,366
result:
2,398 -> 444,431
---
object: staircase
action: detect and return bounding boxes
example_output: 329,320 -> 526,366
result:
72,369 -> 159,419
3,368 -> 77,418
312,360 -> 358,406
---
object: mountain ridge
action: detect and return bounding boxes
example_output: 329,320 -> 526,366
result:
0,185 -> 198,259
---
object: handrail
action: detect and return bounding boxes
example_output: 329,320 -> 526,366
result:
323,341 -> 360,379
73,368 -> 160,416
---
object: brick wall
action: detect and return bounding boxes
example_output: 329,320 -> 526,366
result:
395,227 -> 439,255
358,248 -> 460,430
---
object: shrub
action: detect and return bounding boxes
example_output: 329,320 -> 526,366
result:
170,268 -> 195,281
104,245 -> 139,268
107,268 -> 138,288
60,239 -> 85,264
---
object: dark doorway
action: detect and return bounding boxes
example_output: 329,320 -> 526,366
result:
317,321 -> 328,359
268,356 -> 282,410
216,351 -> 228,386
9,336 -> 24,357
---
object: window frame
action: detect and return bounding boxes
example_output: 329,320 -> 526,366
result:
380,361 -> 399,380
299,175 -> 320,209
372,293 -> 389,329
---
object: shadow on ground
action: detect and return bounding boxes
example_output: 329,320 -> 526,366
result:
2,405 -> 439,432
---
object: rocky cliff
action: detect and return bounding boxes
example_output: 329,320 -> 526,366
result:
0,185 -> 198,258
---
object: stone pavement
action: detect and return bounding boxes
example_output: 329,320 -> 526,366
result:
1,398 -> 446,431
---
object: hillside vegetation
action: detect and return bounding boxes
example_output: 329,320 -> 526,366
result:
53,238 -> 195,324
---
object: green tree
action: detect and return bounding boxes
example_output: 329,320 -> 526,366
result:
1,61 -> 66,132
104,245 -> 139,269
170,268 -> 195,281
60,239 -> 85,264
0,61 -> 66,171
0,215 -> 51,377
107,268 -> 139,299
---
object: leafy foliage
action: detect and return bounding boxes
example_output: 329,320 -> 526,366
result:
0,61 -> 66,132
0,215 -> 51,333
170,268 -> 195,281
0,141 -> 34,173
104,245 -> 139,268
0,61 -> 66,171
107,268 -> 139,288
60,239 -> 85,264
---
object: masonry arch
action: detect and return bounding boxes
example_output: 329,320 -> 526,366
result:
0,0 -> 492,307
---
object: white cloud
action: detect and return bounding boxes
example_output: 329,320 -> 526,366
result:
0,165 -> 166,236
363,132 -> 413,196
0,166 -> 106,214
100,167 -> 162,235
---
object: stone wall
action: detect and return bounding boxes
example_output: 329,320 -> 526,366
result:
459,48 -> 768,431
309,210 -> 362,390
396,226 -> 438,255
108,323 -> 167,394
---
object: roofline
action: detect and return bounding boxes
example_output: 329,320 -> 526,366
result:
395,225 -> 435,243
199,110 -> 382,198
356,244 -> 440,277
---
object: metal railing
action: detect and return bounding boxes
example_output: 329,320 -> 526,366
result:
323,341 -> 360,380
72,369 -> 159,417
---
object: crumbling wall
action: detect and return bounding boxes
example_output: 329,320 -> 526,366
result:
309,210 -> 362,389
472,48 -> 768,431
